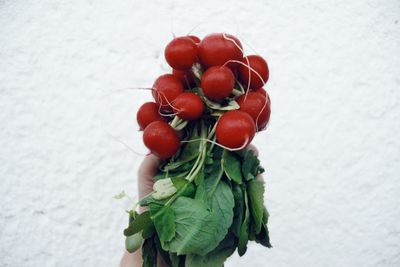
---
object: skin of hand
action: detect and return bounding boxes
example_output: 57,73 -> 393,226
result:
119,145 -> 260,267
120,154 -> 169,267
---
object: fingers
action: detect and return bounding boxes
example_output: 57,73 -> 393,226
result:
120,251 -> 169,267
246,144 -> 259,156
138,154 -> 162,179
138,154 -> 162,199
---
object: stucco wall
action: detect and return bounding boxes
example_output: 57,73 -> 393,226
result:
1,0 -> 400,266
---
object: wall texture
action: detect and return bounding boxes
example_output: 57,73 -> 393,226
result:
1,0 -> 400,266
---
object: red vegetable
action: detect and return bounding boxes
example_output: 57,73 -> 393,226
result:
172,69 -> 196,88
172,93 -> 204,120
143,121 -> 180,159
136,102 -> 165,130
201,66 -> 235,101
254,88 -> 271,107
253,88 -> 271,107
165,37 -> 198,70
238,55 -> 269,89
187,35 -> 201,45
236,92 -> 271,130
152,74 -> 184,111
254,87 -> 266,97
216,110 -> 256,149
198,33 -> 243,69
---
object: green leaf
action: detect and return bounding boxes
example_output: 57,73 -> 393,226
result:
193,155 -> 235,254
180,138 -> 200,160
141,201 -> 166,239
194,169 -> 206,200
263,206 -> 269,224
149,200 -> 165,215
170,177 -> 187,189
169,253 -> 183,267
171,177 -> 195,198
231,184 -> 244,237
222,150 -> 242,184
142,224 -> 155,239
248,180 -> 265,234
240,149 -> 265,181
194,165 -> 205,186
255,222 -> 272,248
256,207 -> 272,248
142,238 -> 157,267
213,146 -> 223,160
249,221 -> 256,241
196,174 -> 235,255
208,181 -> 234,246
197,160 -> 223,205
205,159 -> 224,188
185,233 -> 236,267
125,233 -> 143,253
124,211 -> 152,236
238,188 -> 250,256
138,195 -> 156,206
152,206 -> 176,243
161,197 -> 219,256
154,235 -> 173,267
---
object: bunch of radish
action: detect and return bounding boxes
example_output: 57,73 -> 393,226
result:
126,33 -> 272,267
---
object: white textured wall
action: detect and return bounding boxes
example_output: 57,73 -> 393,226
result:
1,0 -> 400,266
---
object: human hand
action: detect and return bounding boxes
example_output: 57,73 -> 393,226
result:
120,154 -> 168,267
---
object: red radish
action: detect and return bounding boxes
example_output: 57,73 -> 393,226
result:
165,37 -> 198,70
152,74 -> 184,111
216,110 -> 256,149
254,87 -> 271,106
136,102 -> 166,130
187,35 -> 201,44
143,121 -> 180,159
172,93 -> 204,120
236,92 -> 271,130
201,66 -> 235,101
172,69 -> 196,88
254,87 -> 267,97
198,33 -> 243,69
238,55 -> 269,89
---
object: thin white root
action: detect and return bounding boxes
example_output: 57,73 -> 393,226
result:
181,136 -> 250,152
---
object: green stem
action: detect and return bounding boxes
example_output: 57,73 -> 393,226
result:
170,116 -> 182,128
232,88 -> 243,96
207,123 -> 217,140
187,121 -> 207,182
164,120 -> 208,207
